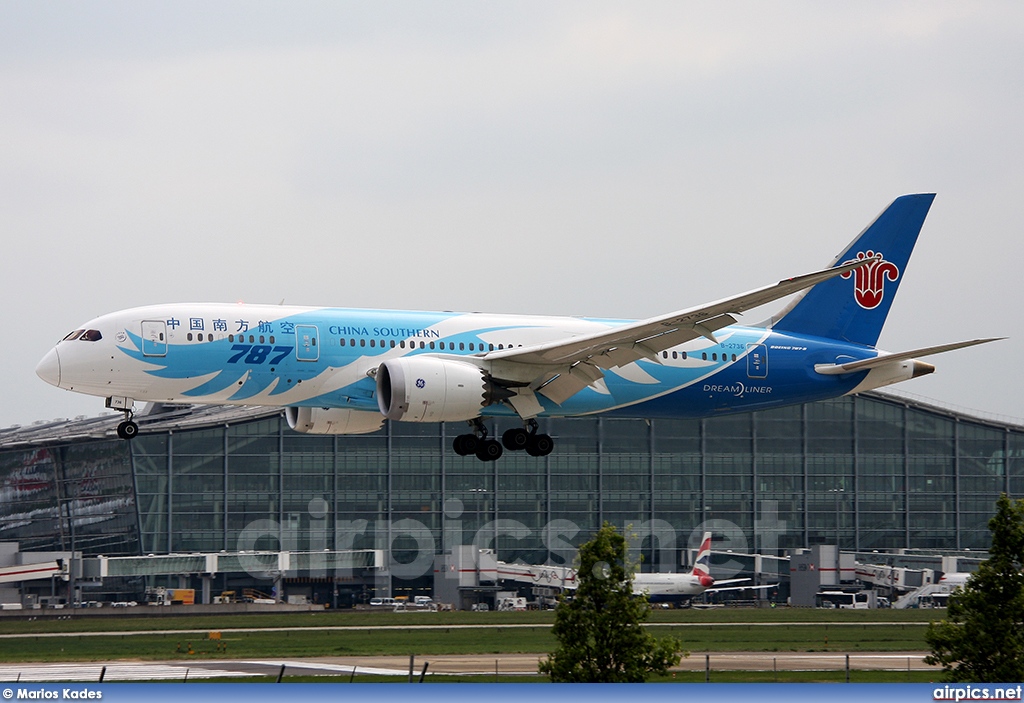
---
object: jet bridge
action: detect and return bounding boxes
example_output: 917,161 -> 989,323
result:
0,561 -> 65,585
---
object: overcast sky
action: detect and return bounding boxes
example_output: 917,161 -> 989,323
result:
2,1 -> 1022,429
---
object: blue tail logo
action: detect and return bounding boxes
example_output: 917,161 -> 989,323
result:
841,250 -> 900,310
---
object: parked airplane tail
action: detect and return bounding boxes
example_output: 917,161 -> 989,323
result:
691,531 -> 714,588
769,193 -> 936,347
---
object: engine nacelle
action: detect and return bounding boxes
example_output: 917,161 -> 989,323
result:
376,357 -> 487,422
285,407 -> 385,435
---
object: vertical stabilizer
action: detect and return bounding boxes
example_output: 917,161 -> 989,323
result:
770,194 -> 935,347
691,531 -> 714,588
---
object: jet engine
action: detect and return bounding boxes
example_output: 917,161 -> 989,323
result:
285,407 -> 385,435
376,357 -> 488,422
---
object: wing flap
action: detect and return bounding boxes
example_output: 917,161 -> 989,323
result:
536,372 -> 591,405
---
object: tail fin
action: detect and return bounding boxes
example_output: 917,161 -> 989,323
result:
770,194 -> 936,347
691,531 -> 714,588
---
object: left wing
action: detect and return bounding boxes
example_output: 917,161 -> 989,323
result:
485,256 -> 879,408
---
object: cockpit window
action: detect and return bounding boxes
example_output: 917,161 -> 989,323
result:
79,329 -> 102,342
62,330 -> 85,342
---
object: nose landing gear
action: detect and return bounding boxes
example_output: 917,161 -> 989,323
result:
106,396 -> 138,440
116,417 -> 139,440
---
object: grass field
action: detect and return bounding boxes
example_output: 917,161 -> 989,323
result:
0,607 -> 943,664
0,605 -> 941,634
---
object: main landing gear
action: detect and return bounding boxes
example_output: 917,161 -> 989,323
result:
501,419 -> 554,457
453,419 -> 503,462
453,419 -> 554,462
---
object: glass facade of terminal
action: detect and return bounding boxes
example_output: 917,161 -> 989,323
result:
1,393 -> 1022,579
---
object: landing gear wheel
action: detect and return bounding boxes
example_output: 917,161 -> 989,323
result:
476,439 -> 503,462
502,427 -> 530,451
453,434 -> 478,456
116,420 -> 139,440
525,433 -> 554,457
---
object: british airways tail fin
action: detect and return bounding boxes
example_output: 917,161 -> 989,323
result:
770,194 -> 936,347
691,531 -> 714,588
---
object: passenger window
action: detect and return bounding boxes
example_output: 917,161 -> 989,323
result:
469,343 -> 475,351
459,342 -> 465,351
702,352 -> 707,360
340,338 -> 346,347
671,351 -> 678,359
187,333 -> 193,341
439,342 -> 445,350
370,339 -> 376,348
390,340 -> 396,348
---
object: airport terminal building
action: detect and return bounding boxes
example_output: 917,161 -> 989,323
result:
1,391 -> 1021,604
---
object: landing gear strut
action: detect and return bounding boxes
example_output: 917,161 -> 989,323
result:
453,419 -> 503,462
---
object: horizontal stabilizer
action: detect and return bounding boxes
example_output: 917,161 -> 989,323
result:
814,338 -> 1003,375
710,582 -> 779,593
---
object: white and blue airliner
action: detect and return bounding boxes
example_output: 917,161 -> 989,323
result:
36,194 -> 995,461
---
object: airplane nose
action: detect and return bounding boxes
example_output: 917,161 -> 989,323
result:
36,347 -> 61,387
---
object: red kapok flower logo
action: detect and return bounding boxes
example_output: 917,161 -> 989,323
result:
840,250 -> 899,310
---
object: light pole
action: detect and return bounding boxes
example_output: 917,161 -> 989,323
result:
470,488 -> 487,545
826,487 -> 845,589
829,488 -> 845,547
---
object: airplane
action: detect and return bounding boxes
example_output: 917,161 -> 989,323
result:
632,531 -> 775,600
935,572 -> 972,590
36,193 -> 998,461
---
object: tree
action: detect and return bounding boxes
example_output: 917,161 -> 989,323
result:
925,494 -> 1024,681
539,523 -> 683,682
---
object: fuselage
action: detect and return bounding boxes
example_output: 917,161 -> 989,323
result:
37,302 -> 899,421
